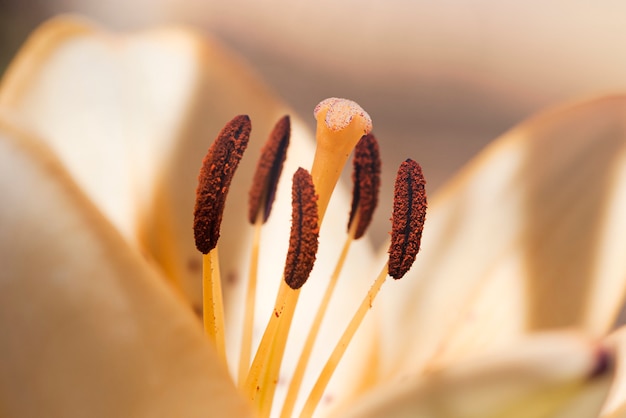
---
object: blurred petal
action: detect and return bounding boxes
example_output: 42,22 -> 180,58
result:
604,405 -> 626,418
337,332 -> 613,418
0,116 -> 252,417
376,96 -> 626,375
0,15 -> 298,308
601,326 -> 626,417
0,16 -> 283,300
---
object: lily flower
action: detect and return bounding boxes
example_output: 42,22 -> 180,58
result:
0,15 -> 623,418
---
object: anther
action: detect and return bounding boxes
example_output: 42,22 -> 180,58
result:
194,115 -> 251,253
388,159 -> 427,279
248,115 -> 291,224
348,133 -> 381,239
284,168 -> 319,290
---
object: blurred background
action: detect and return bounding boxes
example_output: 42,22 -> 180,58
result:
2,0 -> 626,243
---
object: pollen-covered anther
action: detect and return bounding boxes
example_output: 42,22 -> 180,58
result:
248,115 -> 291,223
348,133 -> 381,239
388,159 -> 427,279
284,168 -> 319,290
193,115 -> 251,254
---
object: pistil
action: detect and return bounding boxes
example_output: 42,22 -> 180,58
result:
244,99 -> 372,415
311,98 -> 372,221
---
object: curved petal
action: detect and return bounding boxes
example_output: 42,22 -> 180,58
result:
0,15 -> 240,305
600,326 -> 626,417
376,96 -> 626,376
337,332 -> 613,418
0,116 -> 252,416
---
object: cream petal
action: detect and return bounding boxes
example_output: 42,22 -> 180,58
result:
336,332 -> 613,418
0,116 -> 253,417
603,405 -> 626,418
376,96 -> 626,376
600,326 -> 626,417
0,15 -> 237,305
0,15 -> 295,305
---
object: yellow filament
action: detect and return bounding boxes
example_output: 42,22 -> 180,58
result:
256,295 -> 300,416
244,282 -> 300,398
280,221 -> 357,418
202,247 -> 226,363
299,263 -> 389,418
238,215 -> 264,386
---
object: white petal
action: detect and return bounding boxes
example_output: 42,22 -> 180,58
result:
337,332 -> 612,418
376,96 -> 626,376
0,15 -> 318,309
600,326 -> 626,417
0,116 -> 253,417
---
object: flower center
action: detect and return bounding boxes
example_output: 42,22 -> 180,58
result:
193,98 -> 426,417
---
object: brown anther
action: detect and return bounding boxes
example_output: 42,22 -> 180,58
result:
194,115 -> 251,254
248,115 -> 291,223
284,168 -> 319,290
348,133 -> 381,239
388,159 -> 427,279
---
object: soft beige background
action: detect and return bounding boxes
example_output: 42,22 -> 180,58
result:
2,0 -> 626,243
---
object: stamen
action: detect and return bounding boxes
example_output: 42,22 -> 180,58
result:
285,168 -> 320,290
299,159 -> 427,418
244,169 -> 319,416
194,115 -> 252,253
193,114 -> 251,363
280,133 -> 381,418
248,115 -> 291,223
311,98 -> 372,221
388,159 -> 427,279
239,116 -> 291,385
348,133 -> 381,239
